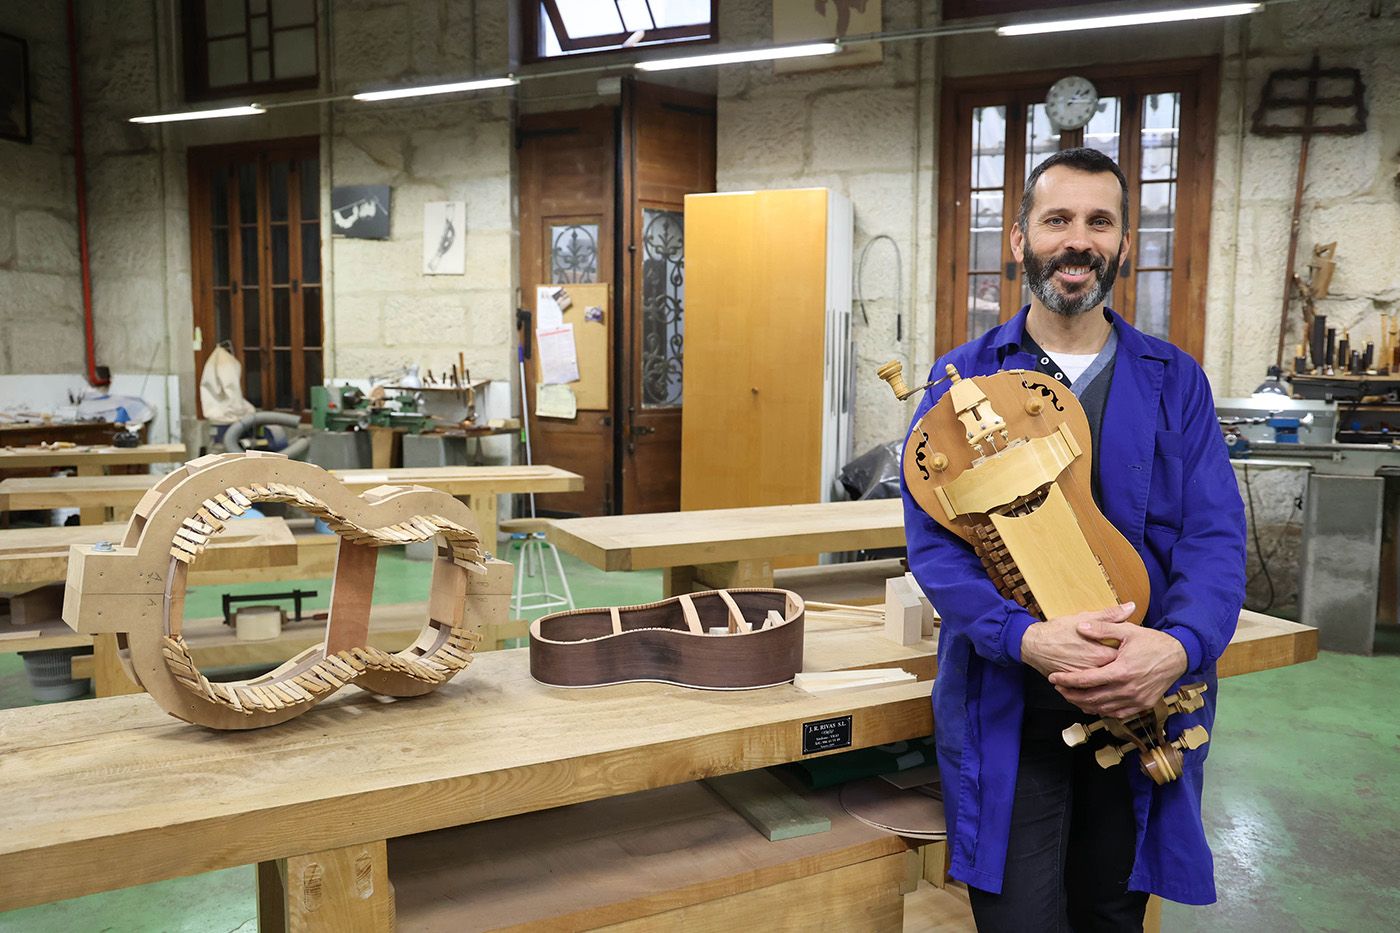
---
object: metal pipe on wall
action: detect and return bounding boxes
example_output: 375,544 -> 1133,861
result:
66,0 -> 108,387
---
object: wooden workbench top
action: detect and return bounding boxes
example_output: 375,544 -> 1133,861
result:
0,610 -> 933,911
548,498 -> 905,571
0,517 -> 299,594
0,606 -> 1315,912
0,443 -> 186,469
0,464 -> 584,511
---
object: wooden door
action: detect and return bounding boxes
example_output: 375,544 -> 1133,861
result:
189,137 -> 323,413
518,108 -> 618,517
619,80 -> 717,515
518,85 -> 716,518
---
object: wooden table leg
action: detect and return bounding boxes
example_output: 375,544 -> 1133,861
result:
663,560 -> 774,597
257,839 -> 394,933
92,634 -> 142,697
465,493 -> 499,554
75,465 -> 104,525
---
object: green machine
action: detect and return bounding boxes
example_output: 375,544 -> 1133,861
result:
310,385 -> 433,434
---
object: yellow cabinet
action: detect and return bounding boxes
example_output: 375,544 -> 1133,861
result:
681,188 -> 854,511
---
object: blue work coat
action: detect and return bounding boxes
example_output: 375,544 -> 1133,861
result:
902,307 -> 1246,905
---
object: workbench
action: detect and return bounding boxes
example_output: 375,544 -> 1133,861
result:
0,517 -> 298,598
0,607 -> 1314,929
0,442 -> 186,523
0,464 -> 584,544
548,498 -> 905,596
0,442 -> 186,471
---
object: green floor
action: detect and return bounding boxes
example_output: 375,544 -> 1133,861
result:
1,552 -> 1396,932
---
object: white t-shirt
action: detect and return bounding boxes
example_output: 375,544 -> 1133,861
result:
1051,352 -> 1098,385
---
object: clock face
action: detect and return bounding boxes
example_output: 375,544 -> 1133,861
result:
1045,76 -> 1099,131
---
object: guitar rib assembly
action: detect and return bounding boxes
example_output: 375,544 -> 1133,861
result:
62,451 -> 507,730
882,361 -> 1209,785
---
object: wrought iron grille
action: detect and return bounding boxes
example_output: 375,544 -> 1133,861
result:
641,209 -> 684,408
550,223 -> 599,283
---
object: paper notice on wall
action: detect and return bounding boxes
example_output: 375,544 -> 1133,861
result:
536,383 -> 578,419
536,286 -> 564,327
536,324 -> 580,385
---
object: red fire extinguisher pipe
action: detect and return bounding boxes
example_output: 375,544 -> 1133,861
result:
67,0 -> 108,387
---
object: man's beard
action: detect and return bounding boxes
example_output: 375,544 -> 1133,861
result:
1022,242 -> 1121,317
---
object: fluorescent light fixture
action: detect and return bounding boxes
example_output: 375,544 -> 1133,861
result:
996,3 -> 1260,36
353,77 -> 518,102
129,104 -> 264,124
635,42 -> 838,72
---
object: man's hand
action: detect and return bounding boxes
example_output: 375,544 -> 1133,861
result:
1019,602 -> 1134,678
1048,619 -> 1189,719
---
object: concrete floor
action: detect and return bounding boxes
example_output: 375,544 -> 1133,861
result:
0,549 -> 1395,932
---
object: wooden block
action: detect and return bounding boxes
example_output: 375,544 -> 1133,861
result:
920,839 -> 949,889
258,840 -> 394,933
793,669 -> 918,695
703,768 -> 832,841
884,576 -> 923,646
9,584 -> 64,626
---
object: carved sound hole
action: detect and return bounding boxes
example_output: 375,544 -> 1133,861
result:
1021,377 -> 1064,412
914,431 -> 931,480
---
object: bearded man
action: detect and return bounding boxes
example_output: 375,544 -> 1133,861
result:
902,148 -> 1246,930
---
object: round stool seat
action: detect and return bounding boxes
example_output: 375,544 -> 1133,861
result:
499,517 -> 556,535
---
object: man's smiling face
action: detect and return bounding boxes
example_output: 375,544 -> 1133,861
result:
1012,165 -> 1131,318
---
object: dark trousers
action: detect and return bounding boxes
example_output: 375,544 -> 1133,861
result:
967,707 -> 1149,933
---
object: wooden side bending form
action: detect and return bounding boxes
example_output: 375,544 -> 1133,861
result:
530,588 -> 805,689
882,362 -> 1207,785
62,451 -> 508,729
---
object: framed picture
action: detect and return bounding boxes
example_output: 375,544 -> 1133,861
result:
0,32 -> 31,145
330,185 -> 391,240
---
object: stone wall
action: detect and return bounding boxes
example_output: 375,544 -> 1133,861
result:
0,1 -> 83,376
715,0 -> 937,459
1214,1 -> 1400,395
0,0 -> 517,450
324,0 -> 515,391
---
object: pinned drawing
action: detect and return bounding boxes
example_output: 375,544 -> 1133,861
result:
423,201 -> 466,275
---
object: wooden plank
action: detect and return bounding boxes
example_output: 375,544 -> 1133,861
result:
702,768 -> 832,841
548,498 -> 905,572
595,855 -> 905,932
389,782 -> 901,932
0,617 -> 938,912
0,465 -> 583,515
1216,610 -> 1318,678
0,443 -> 186,470
0,518 -> 300,593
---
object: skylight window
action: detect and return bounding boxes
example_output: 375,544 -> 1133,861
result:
529,0 -> 715,60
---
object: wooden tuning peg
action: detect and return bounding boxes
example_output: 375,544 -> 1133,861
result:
877,361 -> 912,400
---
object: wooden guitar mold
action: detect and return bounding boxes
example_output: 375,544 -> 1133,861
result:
530,588 -> 804,689
881,362 -> 1208,785
62,451 -> 509,730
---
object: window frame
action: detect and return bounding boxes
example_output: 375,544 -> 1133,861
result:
182,0 -> 320,103
941,1 -> 1098,20
521,0 -> 717,64
935,57 -> 1220,361
187,136 -> 323,416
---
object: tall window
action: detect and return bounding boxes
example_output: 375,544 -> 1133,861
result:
522,0 -> 715,62
189,139 -> 323,413
183,0 -> 318,101
937,60 -> 1218,360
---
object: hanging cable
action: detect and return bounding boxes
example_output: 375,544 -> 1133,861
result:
856,234 -> 903,340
